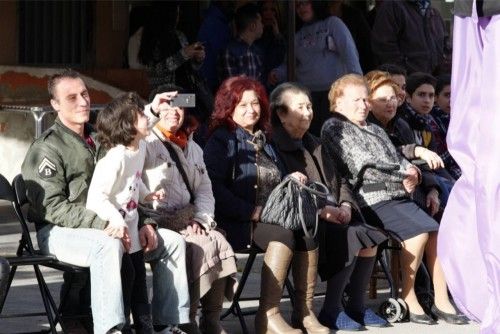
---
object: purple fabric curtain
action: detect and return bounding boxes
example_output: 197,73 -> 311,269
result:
438,2 -> 500,333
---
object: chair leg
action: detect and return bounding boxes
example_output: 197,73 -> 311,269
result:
379,248 -> 397,299
220,251 -> 257,320
34,265 -> 58,334
40,270 -> 64,329
220,251 -> 257,334
284,276 -> 295,308
0,264 -> 16,312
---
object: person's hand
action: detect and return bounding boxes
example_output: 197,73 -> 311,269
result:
415,147 -> 445,170
403,166 -> 420,194
251,206 -> 263,222
139,224 -> 158,253
320,205 -> 345,224
268,70 -> 279,86
104,222 -> 127,239
183,42 -> 204,59
151,91 -> 178,117
121,228 -> 131,252
337,204 -> 352,224
105,223 -> 130,250
426,188 -> 441,217
185,221 -> 206,236
289,171 -> 308,184
192,43 -> 205,62
144,189 -> 166,202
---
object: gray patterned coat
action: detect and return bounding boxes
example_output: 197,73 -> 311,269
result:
321,113 -> 414,207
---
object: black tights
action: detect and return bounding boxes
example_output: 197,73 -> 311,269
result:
121,250 -> 152,334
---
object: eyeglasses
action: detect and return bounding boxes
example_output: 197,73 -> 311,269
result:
373,96 -> 398,104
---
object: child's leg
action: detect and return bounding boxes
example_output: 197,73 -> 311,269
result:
121,253 -> 135,334
130,250 -> 153,334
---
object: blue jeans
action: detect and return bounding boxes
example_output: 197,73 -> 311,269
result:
435,174 -> 454,207
37,225 -> 125,334
145,228 -> 190,326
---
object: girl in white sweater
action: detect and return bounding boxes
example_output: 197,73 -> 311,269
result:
86,92 -> 167,333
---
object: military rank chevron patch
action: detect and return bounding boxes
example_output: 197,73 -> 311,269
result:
38,157 -> 57,178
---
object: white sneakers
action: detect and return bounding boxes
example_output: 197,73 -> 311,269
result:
106,328 -> 122,334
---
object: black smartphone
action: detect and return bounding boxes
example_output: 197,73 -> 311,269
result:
170,94 -> 196,108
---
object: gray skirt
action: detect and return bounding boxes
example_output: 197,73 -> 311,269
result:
361,198 -> 439,242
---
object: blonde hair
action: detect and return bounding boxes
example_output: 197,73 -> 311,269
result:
364,70 -> 400,98
328,74 -> 368,112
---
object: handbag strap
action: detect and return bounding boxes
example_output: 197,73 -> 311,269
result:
155,132 -> 195,204
287,176 -> 329,198
297,182 -> 319,239
284,176 -> 324,239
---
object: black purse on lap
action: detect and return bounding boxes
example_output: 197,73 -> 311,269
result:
260,176 -> 333,238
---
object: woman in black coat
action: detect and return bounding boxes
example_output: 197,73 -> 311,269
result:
203,76 -> 327,334
270,82 -> 388,331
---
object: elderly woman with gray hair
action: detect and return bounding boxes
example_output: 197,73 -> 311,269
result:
269,82 -> 388,331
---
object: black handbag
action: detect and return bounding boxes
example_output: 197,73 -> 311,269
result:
260,176 -> 333,238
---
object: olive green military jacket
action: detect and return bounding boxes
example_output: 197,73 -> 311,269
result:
21,118 -> 107,230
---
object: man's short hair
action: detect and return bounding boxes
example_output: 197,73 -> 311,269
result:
378,63 -> 407,77
406,72 -> 437,96
234,3 -> 260,35
436,74 -> 451,95
47,69 -> 82,99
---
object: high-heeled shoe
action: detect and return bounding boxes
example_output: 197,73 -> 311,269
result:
409,312 -> 437,325
430,305 -> 469,325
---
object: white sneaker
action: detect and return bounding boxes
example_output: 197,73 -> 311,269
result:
156,325 -> 187,334
106,328 -> 122,334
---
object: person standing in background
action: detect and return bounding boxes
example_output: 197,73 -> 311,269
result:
269,0 -> 362,137
218,3 -> 265,84
371,0 -> 446,74
197,1 -> 234,92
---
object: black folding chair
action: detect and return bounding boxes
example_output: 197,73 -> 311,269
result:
0,173 -> 60,333
1,174 -> 90,333
220,247 -> 295,334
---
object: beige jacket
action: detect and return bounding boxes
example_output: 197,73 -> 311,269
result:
141,128 -> 216,230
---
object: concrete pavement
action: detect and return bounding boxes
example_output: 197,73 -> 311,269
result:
0,203 -> 480,333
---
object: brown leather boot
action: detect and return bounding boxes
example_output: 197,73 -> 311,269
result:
254,242 -> 302,334
199,278 -> 227,334
291,249 -> 330,334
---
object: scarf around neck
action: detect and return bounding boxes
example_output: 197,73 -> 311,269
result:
155,123 -> 188,149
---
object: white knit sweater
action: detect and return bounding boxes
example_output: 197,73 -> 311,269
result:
86,142 -> 150,253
